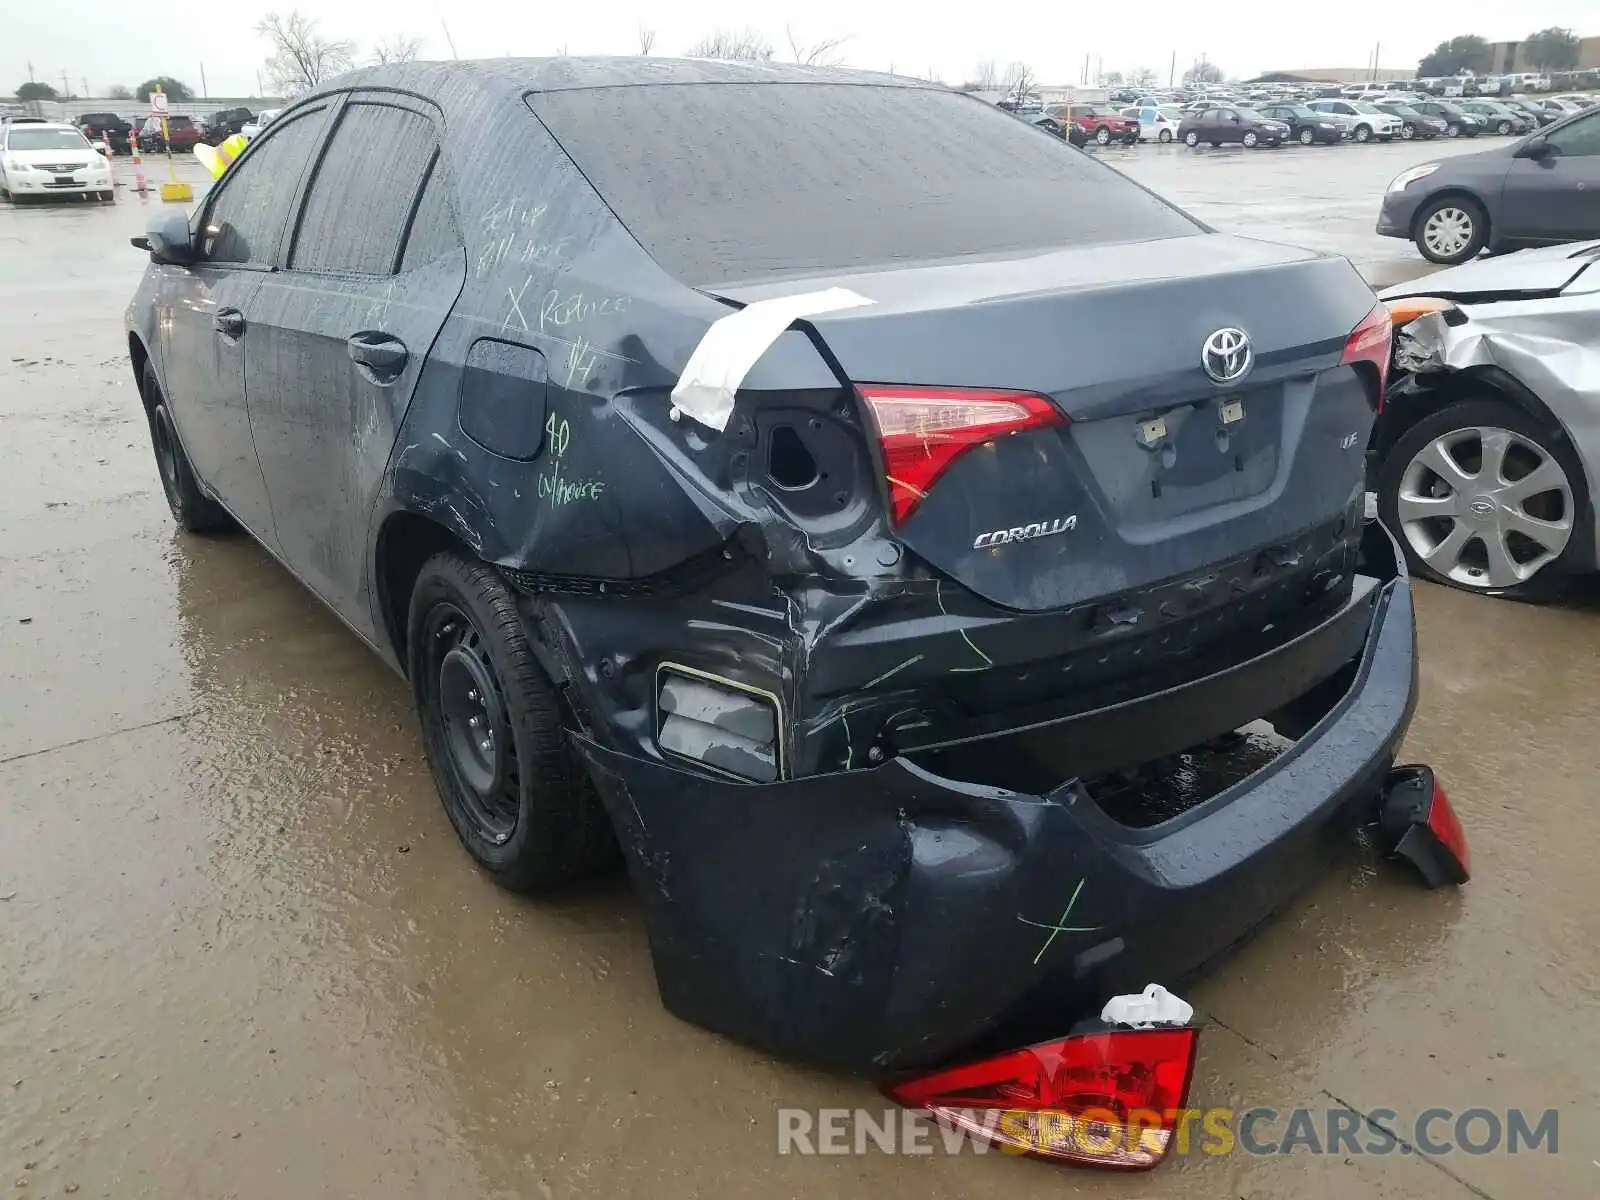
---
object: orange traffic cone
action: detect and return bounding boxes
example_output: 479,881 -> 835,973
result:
132,143 -> 147,194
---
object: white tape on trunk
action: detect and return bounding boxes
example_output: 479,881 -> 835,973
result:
670,288 -> 874,432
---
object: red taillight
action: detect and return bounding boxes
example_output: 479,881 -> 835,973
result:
884,1027 -> 1200,1168
1342,301 -> 1393,405
1425,780 -> 1470,878
857,385 -> 1065,525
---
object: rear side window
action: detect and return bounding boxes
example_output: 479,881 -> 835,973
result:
399,155 -> 463,270
201,107 -> 326,264
291,102 -> 436,275
529,83 -> 1199,286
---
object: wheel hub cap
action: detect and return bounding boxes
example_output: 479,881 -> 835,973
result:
1423,208 -> 1472,256
1397,425 -> 1573,589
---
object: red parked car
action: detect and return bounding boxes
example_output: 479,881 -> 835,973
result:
137,115 -> 205,154
1045,103 -> 1141,145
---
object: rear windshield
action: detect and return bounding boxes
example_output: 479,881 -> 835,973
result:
528,82 -> 1200,285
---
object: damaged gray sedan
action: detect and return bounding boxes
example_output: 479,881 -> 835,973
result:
123,59 -> 1459,1142
1374,241 -> 1600,598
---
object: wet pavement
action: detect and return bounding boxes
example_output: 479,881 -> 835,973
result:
3,152 -> 1597,1198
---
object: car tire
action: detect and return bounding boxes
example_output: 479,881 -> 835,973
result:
141,364 -> 234,533
408,552 -> 618,893
99,190 -> 114,203
1242,130 -> 1259,148
1496,120 -> 1511,135
1184,130 -> 1199,147
1209,140 -> 1221,148
1413,195 -> 1488,265
1354,123 -> 1372,143
1445,122 -> 1460,137
1377,398 -> 1586,601
1299,128 -> 1315,145
1400,122 -> 1415,139
1158,128 -> 1173,143
1095,125 -> 1111,145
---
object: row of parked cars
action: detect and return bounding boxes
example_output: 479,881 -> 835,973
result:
1026,92 -> 1593,151
72,107 -> 276,155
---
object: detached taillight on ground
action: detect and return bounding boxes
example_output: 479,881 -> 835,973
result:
1342,302 -> 1393,405
857,385 -> 1065,525
1380,764 -> 1470,887
883,1027 -> 1199,1168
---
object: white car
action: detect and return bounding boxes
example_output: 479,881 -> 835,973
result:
239,108 -> 281,140
1308,99 -> 1402,142
0,121 -> 113,202
1122,103 -> 1182,143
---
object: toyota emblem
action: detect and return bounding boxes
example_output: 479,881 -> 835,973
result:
1202,328 -> 1253,385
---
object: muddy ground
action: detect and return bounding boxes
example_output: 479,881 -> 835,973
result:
2,148 -> 1596,1199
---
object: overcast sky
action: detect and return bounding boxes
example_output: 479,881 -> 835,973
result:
5,0 -> 1597,99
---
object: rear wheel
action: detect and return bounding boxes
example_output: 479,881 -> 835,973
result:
1158,128 -> 1173,143
1243,130 -> 1259,148
1377,399 -> 1585,600
1496,120 -> 1511,135
1095,125 -> 1111,145
1414,196 -> 1486,264
141,364 -> 233,533
408,552 -> 617,892
1299,127 -> 1315,145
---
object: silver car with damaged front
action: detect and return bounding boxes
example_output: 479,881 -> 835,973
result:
1370,240 -> 1600,598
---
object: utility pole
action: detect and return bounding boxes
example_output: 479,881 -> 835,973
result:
81,76 -> 89,98
1373,43 -> 1381,82
199,62 -> 208,98
1169,50 -> 1176,87
26,61 -> 35,83
61,70 -> 71,98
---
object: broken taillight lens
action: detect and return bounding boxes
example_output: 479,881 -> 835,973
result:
884,1027 -> 1199,1169
857,385 -> 1066,525
1342,302 -> 1393,407
1380,764 -> 1469,887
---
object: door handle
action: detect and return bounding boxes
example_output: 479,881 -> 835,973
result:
213,309 -> 245,338
347,331 -> 409,380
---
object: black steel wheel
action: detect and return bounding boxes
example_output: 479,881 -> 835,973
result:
142,363 -> 233,532
408,552 -> 617,892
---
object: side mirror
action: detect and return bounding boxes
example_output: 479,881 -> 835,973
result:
142,210 -> 196,265
1517,136 -> 1553,160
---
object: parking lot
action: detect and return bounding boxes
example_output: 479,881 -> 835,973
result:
2,144 -> 1597,1200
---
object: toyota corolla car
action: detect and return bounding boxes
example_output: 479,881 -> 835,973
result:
125,59 -> 1425,1100
0,121 -> 114,202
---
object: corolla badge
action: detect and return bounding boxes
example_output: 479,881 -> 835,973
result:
1202,327 -> 1253,384
973,515 -> 1077,549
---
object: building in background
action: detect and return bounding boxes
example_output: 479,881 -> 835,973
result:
1488,35 -> 1600,74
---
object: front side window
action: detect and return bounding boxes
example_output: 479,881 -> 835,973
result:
201,106 -> 327,265
290,102 -> 436,276
1545,110 -> 1600,157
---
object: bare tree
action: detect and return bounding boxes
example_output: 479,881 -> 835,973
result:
786,26 -> 849,66
258,10 -> 355,94
1001,61 -> 1036,106
637,24 -> 656,55
684,28 -> 774,62
371,35 -> 423,65
975,60 -> 998,89
107,83 -> 133,100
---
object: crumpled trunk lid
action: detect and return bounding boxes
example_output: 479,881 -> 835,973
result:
713,234 -> 1382,611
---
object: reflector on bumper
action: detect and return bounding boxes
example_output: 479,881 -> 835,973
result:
656,667 -> 780,782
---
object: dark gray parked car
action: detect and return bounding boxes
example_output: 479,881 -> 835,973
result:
1377,103 -> 1600,263
125,58 -> 1423,1076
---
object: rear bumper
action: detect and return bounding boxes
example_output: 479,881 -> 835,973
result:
573,525 -> 1418,1074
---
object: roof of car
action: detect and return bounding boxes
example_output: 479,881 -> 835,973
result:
322,55 -> 925,98
6,121 -> 79,132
